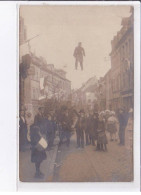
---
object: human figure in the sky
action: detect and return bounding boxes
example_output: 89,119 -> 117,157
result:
73,42 -> 85,71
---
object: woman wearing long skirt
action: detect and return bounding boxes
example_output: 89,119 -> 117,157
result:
96,113 -> 108,152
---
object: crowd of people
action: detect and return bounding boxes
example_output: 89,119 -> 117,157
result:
19,103 -> 133,178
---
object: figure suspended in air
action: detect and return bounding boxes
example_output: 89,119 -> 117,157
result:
73,42 -> 85,71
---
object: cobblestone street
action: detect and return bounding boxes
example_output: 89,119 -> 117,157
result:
19,133 -> 133,182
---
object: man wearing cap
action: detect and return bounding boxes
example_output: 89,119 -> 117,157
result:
73,42 -> 85,71
75,109 -> 86,149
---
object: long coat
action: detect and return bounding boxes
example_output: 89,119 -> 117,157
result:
87,116 -> 98,138
30,124 -> 47,163
42,119 -> 56,144
118,112 -> 128,129
75,117 -> 87,133
34,113 -> 43,126
60,113 -> 71,131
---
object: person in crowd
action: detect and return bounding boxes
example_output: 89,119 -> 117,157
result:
25,112 -> 34,143
30,120 -> 47,178
59,106 -> 71,147
104,110 -> 111,131
117,108 -> 128,145
51,114 -> 58,145
19,109 -> 28,152
75,109 -> 86,149
125,108 -> 133,150
34,107 -> 44,126
44,113 -> 56,151
96,112 -> 108,152
85,112 -> 90,145
86,110 -> 93,145
90,112 -> 99,146
58,120 -> 64,148
107,111 -> 119,142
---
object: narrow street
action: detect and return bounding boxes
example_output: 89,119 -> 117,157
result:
19,132 -> 133,182
19,5 -> 134,185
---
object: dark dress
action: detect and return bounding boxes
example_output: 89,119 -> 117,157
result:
30,124 -> 47,163
97,120 -> 108,144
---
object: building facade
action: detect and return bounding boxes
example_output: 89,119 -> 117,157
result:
23,54 -> 71,117
109,7 -> 134,112
94,7 -> 134,113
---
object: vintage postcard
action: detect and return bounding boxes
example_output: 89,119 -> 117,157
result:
19,4 -> 134,183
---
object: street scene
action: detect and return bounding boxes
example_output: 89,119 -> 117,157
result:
19,5 -> 134,182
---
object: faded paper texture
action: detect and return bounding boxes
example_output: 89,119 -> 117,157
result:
19,5 -> 134,182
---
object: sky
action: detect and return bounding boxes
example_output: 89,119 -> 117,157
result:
20,5 -> 131,89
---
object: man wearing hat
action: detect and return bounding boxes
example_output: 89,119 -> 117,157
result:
73,42 -> 85,71
75,109 -> 86,149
